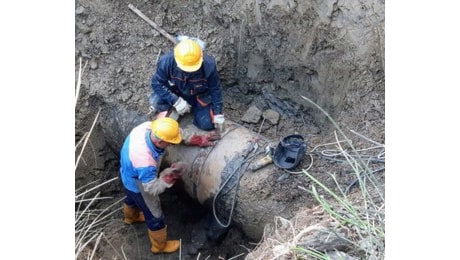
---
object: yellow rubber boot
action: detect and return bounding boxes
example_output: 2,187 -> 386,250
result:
148,226 -> 180,253
123,203 -> 145,224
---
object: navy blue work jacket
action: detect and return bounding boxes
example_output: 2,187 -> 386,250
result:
151,51 -> 224,115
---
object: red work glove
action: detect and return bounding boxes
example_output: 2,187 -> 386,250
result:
160,162 -> 189,185
188,131 -> 221,147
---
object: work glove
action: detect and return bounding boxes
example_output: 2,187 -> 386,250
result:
213,114 -> 225,132
173,97 -> 191,115
141,162 -> 188,198
187,131 -> 221,147
159,161 -> 189,185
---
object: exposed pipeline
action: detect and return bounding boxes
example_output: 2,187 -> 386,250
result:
161,115 -> 293,240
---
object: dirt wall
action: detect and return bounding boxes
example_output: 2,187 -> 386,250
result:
75,0 -> 384,148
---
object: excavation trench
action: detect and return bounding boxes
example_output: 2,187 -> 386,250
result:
75,0 -> 385,257
161,115 -> 299,240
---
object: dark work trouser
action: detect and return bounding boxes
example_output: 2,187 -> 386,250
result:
124,188 -> 166,231
149,93 -> 214,130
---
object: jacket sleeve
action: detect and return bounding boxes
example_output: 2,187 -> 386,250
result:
204,56 -> 224,115
151,53 -> 180,105
137,166 -> 157,184
142,176 -> 172,197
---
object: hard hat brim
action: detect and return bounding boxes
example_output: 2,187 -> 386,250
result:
168,132 -> 182,144
176,56 -> 203,72
151,118 -> 182,144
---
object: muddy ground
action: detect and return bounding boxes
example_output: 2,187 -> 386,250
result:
75,0 -> 384,259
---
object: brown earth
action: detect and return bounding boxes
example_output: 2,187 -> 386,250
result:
75,0 -> 384,259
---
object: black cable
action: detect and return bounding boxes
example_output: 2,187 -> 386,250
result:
344,166 -> 385,195
212,146 -> 261,228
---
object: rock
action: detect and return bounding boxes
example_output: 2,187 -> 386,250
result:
262,109 -> 280,124
120,78 -> 128,86
90,59 -> 98,70
297,226 -> 353,252
306,125 -> 321,134
76,6 -> 85,15
277,172 -> 290,182
241,105 -> 262,123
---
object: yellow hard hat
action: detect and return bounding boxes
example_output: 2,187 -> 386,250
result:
174,39 -> 203,72
151,117 -> 182,144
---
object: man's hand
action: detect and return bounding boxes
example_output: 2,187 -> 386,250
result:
159,162 -> 189,185
173,97 -> 191,115
187,131 -> 221,147
159,168 -> 182,185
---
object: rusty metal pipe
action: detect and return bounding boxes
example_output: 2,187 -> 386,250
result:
162,115 -> 289,240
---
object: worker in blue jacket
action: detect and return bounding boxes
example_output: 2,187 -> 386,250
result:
120,117 -> 188,254
149,37 -> 225,131
120,116 -> 222,254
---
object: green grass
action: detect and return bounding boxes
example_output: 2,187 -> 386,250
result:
245,95 -> 384,260
295,95 -> 385,259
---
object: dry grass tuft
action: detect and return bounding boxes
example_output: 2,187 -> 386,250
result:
75,57 -> 122,260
